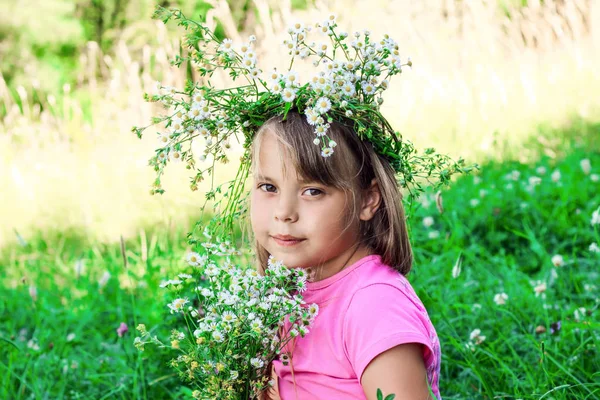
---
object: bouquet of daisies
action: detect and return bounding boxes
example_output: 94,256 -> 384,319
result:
135,235 -> 318,399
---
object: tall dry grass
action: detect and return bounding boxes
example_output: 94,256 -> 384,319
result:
1,0 -> 599,248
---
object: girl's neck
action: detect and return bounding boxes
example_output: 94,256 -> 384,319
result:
309,244 -> 372,282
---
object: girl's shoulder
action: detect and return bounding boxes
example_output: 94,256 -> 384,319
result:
342,255 -> 430,318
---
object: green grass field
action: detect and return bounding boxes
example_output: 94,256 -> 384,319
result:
1,122 -> 599,399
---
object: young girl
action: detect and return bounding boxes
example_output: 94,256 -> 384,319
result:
250,111 -> 442,400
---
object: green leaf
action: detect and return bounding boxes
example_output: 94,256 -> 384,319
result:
377,388 -> 383,400
282,101 -> 292,120
384,394 -> 396,400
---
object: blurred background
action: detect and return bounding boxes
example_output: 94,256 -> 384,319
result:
2,0 -> 599,248
2,2 -> 599,399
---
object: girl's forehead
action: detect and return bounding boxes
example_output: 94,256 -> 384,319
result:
253,131 -> 297,179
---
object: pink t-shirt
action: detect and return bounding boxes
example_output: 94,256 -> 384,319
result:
273,254 -> 441,399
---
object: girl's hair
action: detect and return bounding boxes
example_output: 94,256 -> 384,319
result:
250,110 -> 413,277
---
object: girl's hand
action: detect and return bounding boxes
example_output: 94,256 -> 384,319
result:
361,343 -> 433,400
259,362 -> 281,400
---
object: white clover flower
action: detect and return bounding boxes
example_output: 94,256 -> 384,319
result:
574,307 -> 586,321
528,176 -> 542,187
551,254 -> 564,267
469,329 -> 486,345
591,173 -> 599,182
536,166 -> 547,175
428,230 -> 440,239
345,110 -> 353,117
470,199 -> 480,207
533,281 -> 547,297
422,216 -> 434,228
580,159 -> 592,175
493,293 -> 508,306
168,298 -> 189,313
550,169 -> 561,182
590,242 -> 600,253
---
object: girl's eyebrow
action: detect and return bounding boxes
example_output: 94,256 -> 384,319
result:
254,174 -> 273,182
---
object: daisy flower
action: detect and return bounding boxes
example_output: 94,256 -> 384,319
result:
168,298 -> 189,313
315,97 -> 332,114
321,147 -> 334,157
281,88 -> 297,103
212,330 -> 225,342
361,81 -> 377,95
307,304 -> 319,317
250,357 -> 265,368
222,311 -> 237,323
285,71 -> 300,87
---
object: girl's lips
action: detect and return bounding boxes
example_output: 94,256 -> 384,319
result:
272,237 -> 306,247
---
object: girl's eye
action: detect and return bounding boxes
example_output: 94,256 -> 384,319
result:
258,183 -> 276,193
303,188 -> 323,196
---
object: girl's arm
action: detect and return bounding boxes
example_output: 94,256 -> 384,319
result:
361,343 -> 432,400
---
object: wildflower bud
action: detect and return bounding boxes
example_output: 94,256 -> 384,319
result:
313,138 -> 320,145
407,57 -> 413,67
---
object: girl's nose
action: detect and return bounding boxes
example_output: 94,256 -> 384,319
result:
273,194 -> 299,223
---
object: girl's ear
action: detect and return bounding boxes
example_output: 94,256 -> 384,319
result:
359,178 -> 382,221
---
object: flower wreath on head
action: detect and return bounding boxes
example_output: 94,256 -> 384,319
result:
132,6 -> 475,241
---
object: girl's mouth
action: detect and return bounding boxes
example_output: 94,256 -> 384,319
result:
271,236 -> 306,247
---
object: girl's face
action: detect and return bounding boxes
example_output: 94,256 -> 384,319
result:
250,131 -> 373,279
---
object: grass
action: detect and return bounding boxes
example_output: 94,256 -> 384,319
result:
1,123 -> 599,399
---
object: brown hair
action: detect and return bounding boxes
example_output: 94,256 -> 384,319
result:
249,110 -> 413,277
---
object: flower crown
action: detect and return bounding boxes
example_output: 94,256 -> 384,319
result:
132,7 -> 473,237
